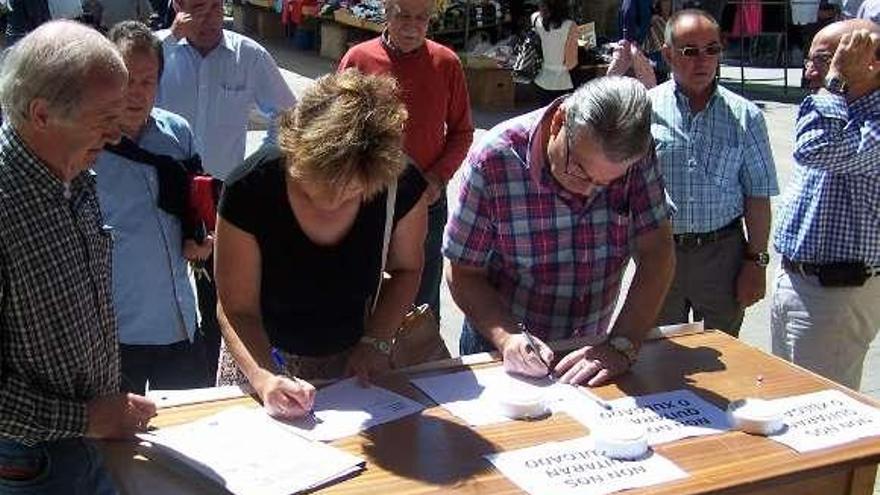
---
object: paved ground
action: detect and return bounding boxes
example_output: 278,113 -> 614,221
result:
249,38 -> 880,405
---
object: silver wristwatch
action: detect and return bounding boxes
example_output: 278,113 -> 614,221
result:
608,336 -> 639,365
359,336 -> 394,355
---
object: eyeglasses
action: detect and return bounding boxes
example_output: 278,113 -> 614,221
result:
804,52 -> 832,70
560,125 -> 633,191
674,44 -> 722,58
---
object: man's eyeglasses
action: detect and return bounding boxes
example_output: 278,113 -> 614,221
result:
804,52 -> 832,70
674,44 -> 722,58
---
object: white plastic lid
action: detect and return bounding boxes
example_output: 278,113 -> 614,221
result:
593,423 -> 649,460
727,398 -> 784,436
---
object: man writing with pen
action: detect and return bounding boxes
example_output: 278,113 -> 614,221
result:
444,77 -> 676,385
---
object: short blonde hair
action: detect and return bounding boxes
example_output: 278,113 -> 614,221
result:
280,69 -> 408,199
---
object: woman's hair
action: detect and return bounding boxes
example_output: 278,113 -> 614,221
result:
538,0 -> 569,30
279,69 -> 408,200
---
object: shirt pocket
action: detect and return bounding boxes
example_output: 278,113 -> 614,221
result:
705,144 -> 741,189
217,84 -> 252,129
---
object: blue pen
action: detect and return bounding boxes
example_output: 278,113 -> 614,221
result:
270,348 -> 321,423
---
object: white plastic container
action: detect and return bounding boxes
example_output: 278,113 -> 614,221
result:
727,398 -> 784,436
593,423 -> 649,460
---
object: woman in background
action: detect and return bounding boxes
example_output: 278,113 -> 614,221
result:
531,0 -> 579,104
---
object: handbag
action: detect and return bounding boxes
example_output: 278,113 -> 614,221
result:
512,16 -> 543,83
374,183 -> 451,368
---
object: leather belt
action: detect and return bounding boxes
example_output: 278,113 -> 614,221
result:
782,258 -> 880,278
673,218 -> 742,248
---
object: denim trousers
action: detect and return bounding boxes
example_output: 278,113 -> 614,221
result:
0,437 -> 118,494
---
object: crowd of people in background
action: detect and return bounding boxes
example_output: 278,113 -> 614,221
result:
0,0 -> 876,492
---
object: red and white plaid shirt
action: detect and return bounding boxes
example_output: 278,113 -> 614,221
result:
443,103 -> 673,341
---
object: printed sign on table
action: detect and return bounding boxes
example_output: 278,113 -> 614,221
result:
486,437 -> 687,495
564,389 -> 730,445
770,389 -> 880,453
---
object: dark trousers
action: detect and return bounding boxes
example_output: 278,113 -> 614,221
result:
0,438 -> 117,494
415,194 -> 447,319
195,259 -> 222,382
120,333 -> 211,395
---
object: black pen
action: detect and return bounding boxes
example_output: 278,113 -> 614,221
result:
518,323 -> 554,378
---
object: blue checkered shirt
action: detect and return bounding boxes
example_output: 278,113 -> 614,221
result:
649,81 -> 779,234
774,91 -> 880,265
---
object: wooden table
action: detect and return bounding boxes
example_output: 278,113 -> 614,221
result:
102,331 -> 880,494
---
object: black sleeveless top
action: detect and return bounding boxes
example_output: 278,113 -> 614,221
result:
219,146 -> 427,356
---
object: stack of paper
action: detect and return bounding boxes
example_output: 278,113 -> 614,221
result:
139,407 -> 364,495
276,378 -> 426,441
770,389 -> 880,452
411,366 -> 609,426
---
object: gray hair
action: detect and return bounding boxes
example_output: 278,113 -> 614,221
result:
0,20 -> 127,129
561,76 -> 652,163
664,9 -> 719,47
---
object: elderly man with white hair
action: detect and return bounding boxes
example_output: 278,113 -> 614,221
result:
445,77 -> 676,387
0,21 -> 156,493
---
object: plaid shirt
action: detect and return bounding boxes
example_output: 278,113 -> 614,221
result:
443,104 -> 672,341
649,81 -> 778,235
0,124 -> 119,446
774,91 -> 880,265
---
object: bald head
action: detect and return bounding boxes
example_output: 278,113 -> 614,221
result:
814,18 -> 880,47
805,19 -> 880,92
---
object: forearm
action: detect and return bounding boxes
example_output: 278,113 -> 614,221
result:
365,268 -> 421,340
217,305 -> 275,386
743,197 -> 771,253
794,95 -> 880,173
447,265 -> 517,350
610,230 -> 675,344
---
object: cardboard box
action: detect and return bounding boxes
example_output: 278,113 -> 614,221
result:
253,6 -> 285,38
320,21 -> 349,60
465,66 -> 514,109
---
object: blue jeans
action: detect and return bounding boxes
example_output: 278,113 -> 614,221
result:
415,194 -> 447,319
459,319 -> 496,355
0,438 -> 118,494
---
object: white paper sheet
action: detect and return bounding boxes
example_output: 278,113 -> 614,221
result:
410,366 -> 607,426
565,390 -> 730,445
139,407 -> 364,495
769,389 -> 880,453
275,378 -> 425,441
486,436 -> 688,495
147,385 -> 251,409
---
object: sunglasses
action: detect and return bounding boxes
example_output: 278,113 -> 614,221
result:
674,44 -> 723,57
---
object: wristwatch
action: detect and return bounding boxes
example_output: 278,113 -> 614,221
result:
608,336 -> 639,365
744,251 -> 770,268
360,336 -> 394,355
824,74 -> 848,95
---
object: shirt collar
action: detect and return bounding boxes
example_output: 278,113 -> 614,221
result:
171,30 -> 234,55
1,123 -> 95,204
380,30 -> 428,59
672,78 -> 719,113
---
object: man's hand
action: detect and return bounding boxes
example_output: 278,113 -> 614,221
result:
183,235 -> 214,262
85,393 -> 157,440
829,29 -> 880,90
554,343 -> 630,386
345,342 -> 392,386
500,332 -> 554,378
422,170 -> 446,204
255,374 -> 316,421
170,11 -> 194,40
606,40 -> 634,77
735,262 -> 766,308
